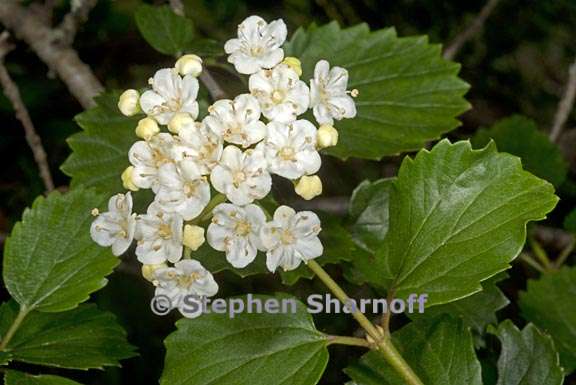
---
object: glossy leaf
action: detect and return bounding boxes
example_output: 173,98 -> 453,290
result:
135,5 -> 194,56
4,371 -> 82,385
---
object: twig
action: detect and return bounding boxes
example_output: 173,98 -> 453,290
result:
0,0 -> 103,108
0,32 -> 54,192
169,0 -> 185,16
443,0 -> 501,61
199,69 -> 227,101
55,0 -> 98,45
550,59 -> 576,142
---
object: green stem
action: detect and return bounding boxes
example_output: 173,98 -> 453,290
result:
529,237 -> 552,270
555,235 -> 574,268
192,193 -> 227,224
326,335 -> 371,348
307,261 -> 424,385
519,252 -> 546,273
0,306 -> 29,350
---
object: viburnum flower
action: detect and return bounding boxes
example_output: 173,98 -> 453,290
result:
260,206 -> 323,272
128,133 -> 176,192
90,192 -> 136,256
153,259 -> 218,318
204,94 -> 266,148
154,162 -> 210,221
135,202 -> 183,264
140,68 -> 199,125
264,120 -> 321,179
310,60 -> 357,125
224,15 -> 287,75
210,145 -> 271,205
173,121 -> 223,175
249,63 -> 310,123
207,203 -> 266,268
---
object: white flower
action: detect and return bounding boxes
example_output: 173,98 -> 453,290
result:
175,54 -> 203,77
260,206 -> 323,272
173,121 -> 223,175
90,192 -> 136,256
153,259 -> 219,318
128,133 -> 176,192
224,15 -> 287,75
155,162 -> 210,221
204,94 -> 266,148
118,89 -> 140,116
207,203 -> 266,268
264,120 -> 321,179
294,175 -> 322,200
135,202 -> 183,264
210,145 -> 271,205
310,60 -> 357,125
249,64 -> 310,123
140,68 -> 199,125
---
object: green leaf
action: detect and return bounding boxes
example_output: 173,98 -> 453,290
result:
161,294 -> 328,385
0,301 -> 135,369
345,315 -> 482,385
348,178 -> 393,253
3,189 -> 118,312
489,320 -> 564,385
284,22 -> 470,160
61,92 -> 140,194
563,208 -> 576,233
4,371 -> 82,385
472,115 -> 567,187
135,5 -> 194,56
519,266 -> 576,373
186,38 -> 224,57
353,139 -> 558,306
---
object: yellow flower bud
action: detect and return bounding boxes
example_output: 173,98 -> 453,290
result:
183,224 -> 205,251
121,166 -> 139,191
168,112 -> 194,134
294,175 -> 323,200
317,124 -> 338,148
142,263 -> 167,282
282,56 -> 302,77
175,54 -> 203,77
118,89 -> 140,116
135,117 -> 160,140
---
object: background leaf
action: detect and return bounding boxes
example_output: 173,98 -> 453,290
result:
519,266 -> 576,373
284,22 -> 470,160
4,371 -> 82,385
344,315 -> 482,385
0,301 -> 136,370
489,320 -> 564,385
3,188 -> 118,312
161,294 -> 328,385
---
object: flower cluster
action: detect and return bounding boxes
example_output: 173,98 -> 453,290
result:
90,15 -> 358,317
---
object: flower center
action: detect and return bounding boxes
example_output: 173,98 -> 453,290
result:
280,229 -> 295,245
177,271 -> 201,288
271,89 -> 285,104
158,223 -> 172,239
250,46 -> 264,57
233,171 -> 247,187
279,146 -> 295,161
184,181 -> 197,197
234,220 -> 252,236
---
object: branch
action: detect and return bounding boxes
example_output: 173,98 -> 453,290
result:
443,0 -> 501,61
0,32 -> 55,192
199,69 -> 227,101
549,58 -> 576,142
0,0 -> 103,108
55,0 -> 98,45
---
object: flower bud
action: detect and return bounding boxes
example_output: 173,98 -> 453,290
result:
317,124 -> 338,148
175,54 -> 203,77
118,89 -> 140,116
183,224 -> 205,251
168,112 -> 194,134
135,117 -> 160,140
142,263 -> 167,282
282,56 -> 302,77
121,166 -> 139,191
294,175 -> 323,200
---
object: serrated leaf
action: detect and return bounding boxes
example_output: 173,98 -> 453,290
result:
4,371 -> 82,385
161,294 -> 328,385
135,5 -> 194,56
284,22 -> 470,160
344,315 -> 482,385
348,178 -> 393,253
472,115 -> 567,187
0,301 -> 135,370
489,320 -> 564,385
186,38 -> 224,57
3,189 -> 118,312
519,266 -> 576,373
61,92 -> 140,195
353,140 -> 558,306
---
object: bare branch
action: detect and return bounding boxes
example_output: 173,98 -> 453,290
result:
443,0 -> 501,61
549,59 -> 576,142
55,0 -> 98,45
0,0 -> 103,108
290,196 -> 349,215
0,32 -> 54,192
199,69 -> 227,101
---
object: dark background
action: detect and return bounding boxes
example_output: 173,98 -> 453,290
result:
1,0 -> 576,384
